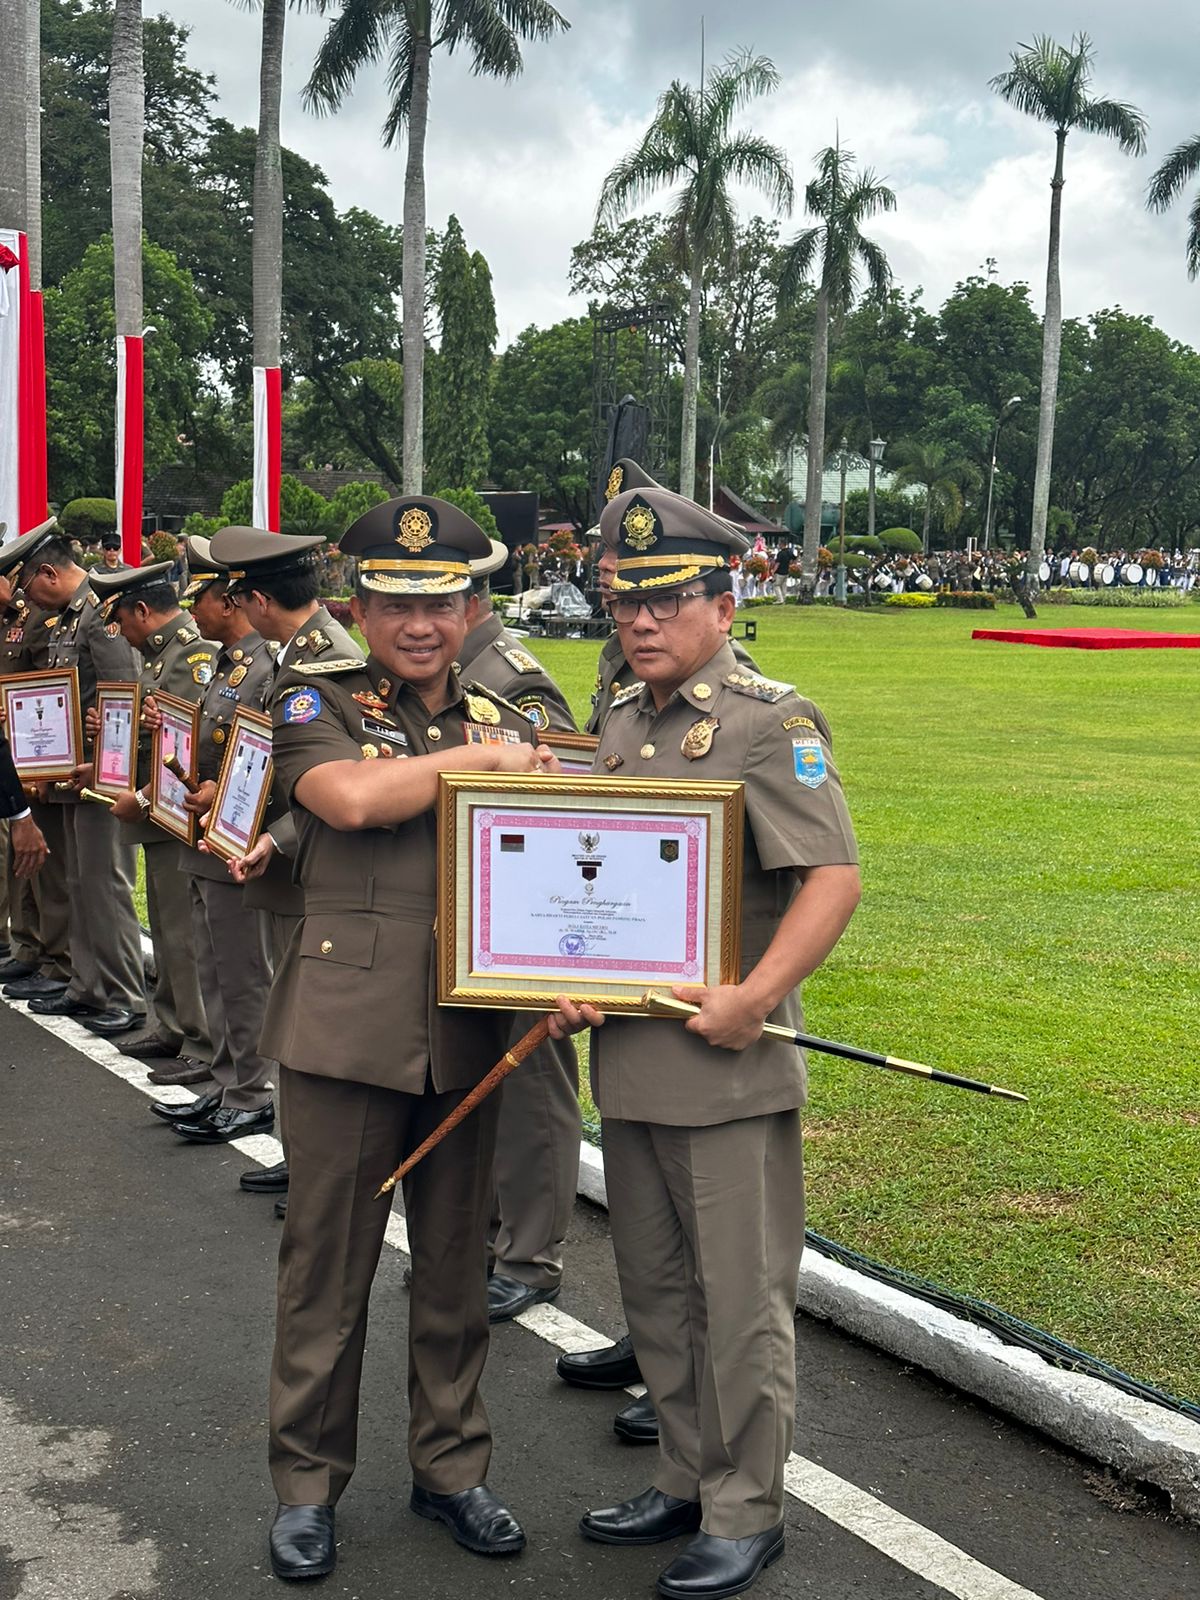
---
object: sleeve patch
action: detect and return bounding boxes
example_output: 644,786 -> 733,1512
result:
793,739 -> 827,788
283,689 -> 322,724
517,696 -> 550,731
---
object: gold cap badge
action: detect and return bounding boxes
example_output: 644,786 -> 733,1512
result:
396,506 -> 433,552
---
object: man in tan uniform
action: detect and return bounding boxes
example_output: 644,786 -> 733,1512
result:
458,540 -> 582,1321
89,563 -> 217,1082
261,497 -> 555,1582
551,488 -> 860,1600
0,526 -> 146,1035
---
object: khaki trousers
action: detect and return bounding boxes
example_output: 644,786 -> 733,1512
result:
189,876 -> 274,1111
143,841 -> 210,1059
10,804 -> 70,980
269,1066 -> 499,1506
602,1111 -> 805,1538
62,803 -> 144,1012
490,1031 -> 580,1288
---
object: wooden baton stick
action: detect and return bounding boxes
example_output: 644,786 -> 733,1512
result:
641,992 -> 1028,1103
163,753 -> 200,794
374,1014 -> 551,1198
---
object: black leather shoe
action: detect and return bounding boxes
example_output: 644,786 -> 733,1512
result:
656,1526 -> 785,1599
557,1332 -> 641,1389
173,1103 -> 274,1143
150,1090 -> 220,1125
487,1273 -> 559,1324
118,1034 -> 178,1060
80,1007 -> 146,1036
581,1487 -> 702,1546
274,1198 -> 288,1220
240,1160 -> 289,1192
614,1392 -> 659,1444
410,1484 -> 525,1556
269,1503 -> 335,1581
147,1056 -> 212,1086
0,957 -> 36,982
27,992 -> 99,1017
4,974 -> 67,999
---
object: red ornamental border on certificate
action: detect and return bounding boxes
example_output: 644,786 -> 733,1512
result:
474,809 -> 703,976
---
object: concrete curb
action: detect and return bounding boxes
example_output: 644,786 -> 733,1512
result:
573,1137 -> 1200,1522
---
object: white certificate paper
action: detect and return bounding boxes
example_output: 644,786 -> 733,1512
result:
471,807 -> 708,985
157,711 -> 194,827
215,725 -> 272,851
98,703 -> 135,788
9,689 -> 72,767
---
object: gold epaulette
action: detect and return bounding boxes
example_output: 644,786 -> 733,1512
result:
609,681 -> 643,708
288,658 -> 365,677
496,642 -> 542,675
724,670 -> 793,704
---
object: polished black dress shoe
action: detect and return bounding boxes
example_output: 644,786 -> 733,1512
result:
173,1102 -> 274,1143
487,1273 -> 559,1324
580,1487 -> 702,1546
269,1503 -> 335,1581
150,1090 -> 220,1125
240,1160 -> 289,1192
0,957 -> 36,982
118,1034 -> 178,1060
147,1056 -> 212,1086
557,1331 -> 642,1389
656,1526 -> 785,1599
274,1197 -> 288,1220
410,1483 -> 525,1555
27,992 -> 99,1017
614,1392 -> 659,1443
81,1006 -> 145,1036
4,973 -> 67,999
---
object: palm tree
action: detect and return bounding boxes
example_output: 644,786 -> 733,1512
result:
781,140 -> 895,588
990,35 -> 1146,592
110,0 -> 145,563
0,0 -> 30,237
1147,134 -> 1200,278
305,0 -> 570,495
888,440 -> 980,554
597,51 -> 792,502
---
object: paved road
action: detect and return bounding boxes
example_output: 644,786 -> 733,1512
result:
1,999 -> 1196,1600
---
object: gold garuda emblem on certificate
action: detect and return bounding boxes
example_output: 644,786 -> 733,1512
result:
396,505 -> 433,551
623,501 -> 657,550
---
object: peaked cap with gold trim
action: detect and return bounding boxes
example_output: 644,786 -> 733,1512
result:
341,496 -> 491,595
603,457 -> 662,503
209,527 -> 325,593
181,535 -> 228,602
89,561 -> 177,620
599,487 -> 750,592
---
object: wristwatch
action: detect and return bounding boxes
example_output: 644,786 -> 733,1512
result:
135,789 -> 151,816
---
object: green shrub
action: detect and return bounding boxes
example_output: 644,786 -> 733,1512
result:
844,534 -> 883,555
220,475 -> 337,538
148,530 -> 178,564
430,487 -> 500,540
181,512 -> 222,540
935,591 -> 998,610
885,591 -> 937,608
1041,588 -> 1185,609
60,497 -> 117,539
330,480 -> 388,535
878,526 -> 924,554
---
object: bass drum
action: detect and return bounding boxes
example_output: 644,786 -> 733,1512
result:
915,573 -> 934,591
1068,561 -> 1082,581
1146,566 -> 1159,587
1038,561 -> 1052,583
1077,564 -> 1091,585
1124,562 -> 1144,585
1100,564 -> 1116,586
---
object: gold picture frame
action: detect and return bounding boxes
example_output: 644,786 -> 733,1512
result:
437,773 -> 744,1014
149,691 -> 200,845
0,667 -> 84,782
202,707 -> 274,863
93,681 -> 141,797
540,730 -> 599,775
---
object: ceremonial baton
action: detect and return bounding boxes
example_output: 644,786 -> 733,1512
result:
163,753 -> 200,795
79,786 -> 116,808
374,1015 -> 551,1199
641,992 -> 1027,1102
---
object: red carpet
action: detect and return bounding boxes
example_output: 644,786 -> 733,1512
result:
972,627 -> 1200,650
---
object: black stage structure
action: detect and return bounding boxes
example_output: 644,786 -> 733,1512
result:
591,302 -> 674,520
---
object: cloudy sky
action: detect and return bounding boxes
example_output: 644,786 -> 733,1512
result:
163,0 -> 1200,350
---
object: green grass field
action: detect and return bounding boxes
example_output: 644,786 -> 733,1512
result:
533,602 -> 1200,1400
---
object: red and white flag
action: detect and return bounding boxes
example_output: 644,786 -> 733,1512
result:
0,228 -> 48,543
115,333 -> 144,566
253,365 -> 282,532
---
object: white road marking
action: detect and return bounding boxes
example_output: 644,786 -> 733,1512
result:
6,996 -> 1047,1600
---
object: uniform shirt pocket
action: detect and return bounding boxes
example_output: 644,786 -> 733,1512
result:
299,915 -> 378,969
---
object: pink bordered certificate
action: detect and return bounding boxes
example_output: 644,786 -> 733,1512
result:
93,682 -> 140,797
437,774 -> 744,1014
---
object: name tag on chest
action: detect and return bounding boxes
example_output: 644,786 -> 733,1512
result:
218,685 -> 242,701
463,723 -> 523,746
362,718 -> 408,747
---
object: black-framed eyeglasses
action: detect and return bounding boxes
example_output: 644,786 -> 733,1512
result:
608,589 -> 711,624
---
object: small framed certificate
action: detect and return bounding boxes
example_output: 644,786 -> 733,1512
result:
93,682 -> 140,797
540,731 -> 599,775
203,708 -> 274,862
437,774 -> 744,1013
0,668 -> 84,781
150,691 -> 200,845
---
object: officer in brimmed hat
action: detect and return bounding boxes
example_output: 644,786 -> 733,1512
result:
549,487 -> 861,1600
143,536 -> 280,1148
0,523 -> 146,1034
88,562 -> 217,1080
455,539 -> 582,1323
259,496 -> 556,1582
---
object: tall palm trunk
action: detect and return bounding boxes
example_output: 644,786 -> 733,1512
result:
401,29 -> 432,493
1026,127 -> 1066,594
801,285 -> 830,588
678,250 -> 702,501
0,0 -> 29,231
110,0 -> 144,564
253,0 -> 284,530
921,496 -> 931,555
24,0 -> 40,285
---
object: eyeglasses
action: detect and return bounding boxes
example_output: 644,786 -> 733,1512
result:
608,590 -> 711,624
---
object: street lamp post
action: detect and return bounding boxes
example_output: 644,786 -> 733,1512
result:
866,435 -> 886,542
983,395 -> 1021,551
834,436 -> 850,604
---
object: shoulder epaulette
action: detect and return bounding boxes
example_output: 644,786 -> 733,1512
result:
176,624 -> 199,644
724,670 -> 793,704
610,681 -> 643,708
495,642 -> 542,675
289,658 -> 365,677
82,592 -> 96,609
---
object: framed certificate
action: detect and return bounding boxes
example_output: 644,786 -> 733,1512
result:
540,731 -> 599,775
203,708 -> 274,862
93,682 -> 140,797
0,668 -> 83,781
437,774 -> 744,1013
150,691 -> 200,845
